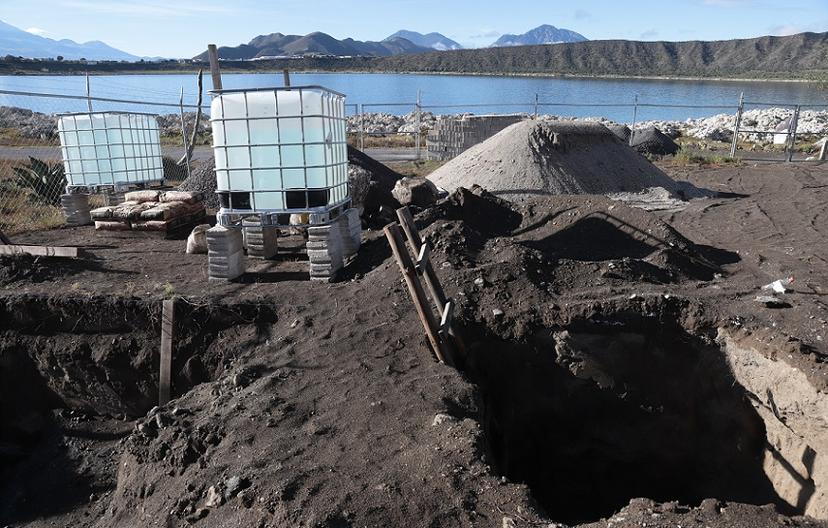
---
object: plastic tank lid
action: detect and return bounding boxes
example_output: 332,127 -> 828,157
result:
208,85 -> 346,98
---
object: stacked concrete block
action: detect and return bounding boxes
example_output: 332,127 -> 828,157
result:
427,114 -> 525,161
207,226 -> 245,281
307,224 -> 344,282
336,208 -> 362,259
60,193 -> 92,226
242,219 -> 279,259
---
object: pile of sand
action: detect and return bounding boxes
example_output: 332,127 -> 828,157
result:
427,120 -> 681,200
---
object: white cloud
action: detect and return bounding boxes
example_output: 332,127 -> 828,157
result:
640,29 -> 660,39
25,27 -> 49,36
769,24 -> 803,36
468,30 -> 501,39
574,9 -> 592,20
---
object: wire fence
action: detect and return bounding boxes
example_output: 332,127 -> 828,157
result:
1,88 -> 826,235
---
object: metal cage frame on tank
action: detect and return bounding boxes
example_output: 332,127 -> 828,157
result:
56,111 -> 165,195
208,85 -> 351,228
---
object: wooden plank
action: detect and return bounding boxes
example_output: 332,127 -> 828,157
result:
159,298 -> 176,406
0,228 -> 10,245
384,223 -> 452,366
396,207 -> 447,309
0,245 -> 82,258
207,44 -> 223,91
415,242 -> 430,271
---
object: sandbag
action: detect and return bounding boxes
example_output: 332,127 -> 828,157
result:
124,190 -> 162,203
90,206 -> 116,220
95,220 -> 131,231
186,224 -> 211,254
161,191 -> 204,204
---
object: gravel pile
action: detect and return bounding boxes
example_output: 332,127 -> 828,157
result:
177,158 -> 219,209
428,120 -> 680,200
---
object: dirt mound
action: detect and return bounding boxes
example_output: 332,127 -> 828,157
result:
631,127 -> 681,156
608,124 -> 632,143
347,145 -> 403,224
427,120 -> 680,200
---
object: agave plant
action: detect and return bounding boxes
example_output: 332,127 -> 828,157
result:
13,156 -> 66,206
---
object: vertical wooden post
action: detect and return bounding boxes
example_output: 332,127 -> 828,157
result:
283,69 -> 291,88
159,298 -> 176,405
730,92 -> 744,159
207,44 -> 223,91
384,223 -> 451,366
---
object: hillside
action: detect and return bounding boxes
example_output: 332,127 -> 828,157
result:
0,19 -> 138,61
385,30 -> 463,51
194,31 -> 429,59
375,31 -> 828,79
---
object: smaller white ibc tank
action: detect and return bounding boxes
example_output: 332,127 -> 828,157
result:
57,112 -> 163,188
210,86 -> 348,213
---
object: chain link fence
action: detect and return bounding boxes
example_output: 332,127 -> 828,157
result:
2,88 -> 827,235
0,90 -> 206,235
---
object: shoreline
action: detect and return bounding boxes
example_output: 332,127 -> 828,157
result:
1,69 -> 823,84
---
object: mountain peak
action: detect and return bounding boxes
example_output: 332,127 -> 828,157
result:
384,30 -> 463,51
491,24 -> 587,47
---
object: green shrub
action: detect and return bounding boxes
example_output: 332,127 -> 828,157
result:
13,156 -> 66,206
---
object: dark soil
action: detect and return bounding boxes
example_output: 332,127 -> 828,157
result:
1,160 -> 828,527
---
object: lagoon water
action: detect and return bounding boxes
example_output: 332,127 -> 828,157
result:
1,72 -> 826,123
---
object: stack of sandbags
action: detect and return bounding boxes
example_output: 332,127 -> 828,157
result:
90,190 -> 207,233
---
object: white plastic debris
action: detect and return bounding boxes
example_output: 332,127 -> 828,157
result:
762,276 -> 794,294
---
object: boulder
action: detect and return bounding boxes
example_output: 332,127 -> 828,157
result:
392,177 -> 438,208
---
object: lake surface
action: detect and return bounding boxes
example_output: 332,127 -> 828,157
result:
1,73 -> 826,123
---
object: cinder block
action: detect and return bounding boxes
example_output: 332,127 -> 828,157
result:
207,226 -> 245,280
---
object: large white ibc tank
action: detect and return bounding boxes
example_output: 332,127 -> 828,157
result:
57,112 -> 163,187
210,86 -> 348,212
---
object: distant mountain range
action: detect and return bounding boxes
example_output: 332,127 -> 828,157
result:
492,24 -> 588,47
384,30 -> 463,51
195,24 -> 590,60
0,19 -> 139,61
194,31 -> 431,60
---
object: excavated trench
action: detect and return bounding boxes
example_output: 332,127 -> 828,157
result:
0,295 -> 278,469
462,315 -> 828,524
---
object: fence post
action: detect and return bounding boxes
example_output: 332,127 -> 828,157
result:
415,89 -> 422,159
178,87 -> 192,179
534,93 -> 539,118
787,105 -> 801,162
85,72 -> 93,112
730,92 -> 744,159
629,94 -> 639,146
359,103 -> 365,151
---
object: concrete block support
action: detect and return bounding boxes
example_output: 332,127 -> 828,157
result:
243,219 -> 278,259
307,224 -> 344,282
207,226 -> 245,281
60,193 -> 92,226
337,209 -> 362,259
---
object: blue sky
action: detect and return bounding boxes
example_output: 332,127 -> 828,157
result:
3,0 -> 828,58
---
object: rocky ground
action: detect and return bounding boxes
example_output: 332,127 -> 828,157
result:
3,105 -> 825,146
1,157 -> 828,527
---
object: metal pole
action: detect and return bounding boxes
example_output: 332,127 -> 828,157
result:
629,94 -> 639,146
359,103 -> 365,151
283,68 -> 291,88
787,105 -> 801,163
178,87 -> 191,178
730,92 -> 744,159
534,93 -> 539,118
415,89 -> 422,159
85,72 -> 93,112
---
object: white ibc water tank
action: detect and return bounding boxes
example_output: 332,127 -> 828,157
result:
210,86 -> 348,213
57,112 -> 163,188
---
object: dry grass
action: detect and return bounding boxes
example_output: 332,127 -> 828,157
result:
386,159 -> 447,178
347,133 -> 421,149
